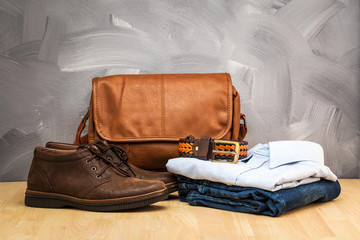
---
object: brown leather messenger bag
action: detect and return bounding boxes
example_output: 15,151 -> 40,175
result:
74,73 -> 247,170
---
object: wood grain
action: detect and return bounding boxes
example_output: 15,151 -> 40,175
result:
0,179 -> 359,240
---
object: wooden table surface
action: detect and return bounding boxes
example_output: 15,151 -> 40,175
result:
0,179 -> 359,240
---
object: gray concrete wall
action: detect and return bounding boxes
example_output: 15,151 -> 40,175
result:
0,0 -> 359,181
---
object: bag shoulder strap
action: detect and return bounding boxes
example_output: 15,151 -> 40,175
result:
239,114 -> 247,141
74,108 -> 90,144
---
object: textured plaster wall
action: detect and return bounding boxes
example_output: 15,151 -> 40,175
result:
0,0 -> 359,181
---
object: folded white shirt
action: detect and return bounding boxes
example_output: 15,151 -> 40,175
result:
166,141 -> 337,192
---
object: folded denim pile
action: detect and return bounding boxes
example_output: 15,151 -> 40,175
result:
166,140 -> 341,217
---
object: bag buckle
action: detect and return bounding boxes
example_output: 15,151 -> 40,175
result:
212,140 -> 240,164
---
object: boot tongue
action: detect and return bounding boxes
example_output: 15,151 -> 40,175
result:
92,139 -> 110,152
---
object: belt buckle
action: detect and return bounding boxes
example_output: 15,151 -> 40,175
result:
212,140 -> 240,164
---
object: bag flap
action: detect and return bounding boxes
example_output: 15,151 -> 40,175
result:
92,73 -> 233,142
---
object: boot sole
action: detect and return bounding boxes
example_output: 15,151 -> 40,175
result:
25,189 -> 168,212
165,182 -> 178,194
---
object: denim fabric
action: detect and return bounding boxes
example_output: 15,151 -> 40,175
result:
177,175 -> 341,217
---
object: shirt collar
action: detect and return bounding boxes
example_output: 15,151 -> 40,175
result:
269,141 -> 324,168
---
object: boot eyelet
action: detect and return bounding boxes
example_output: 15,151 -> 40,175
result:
96,175 -> 101,179
86,159 -> 91,164
107,157 -> 112,161
91,167 -> 97,171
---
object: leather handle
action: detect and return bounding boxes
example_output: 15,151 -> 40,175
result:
74,108 -> 90,144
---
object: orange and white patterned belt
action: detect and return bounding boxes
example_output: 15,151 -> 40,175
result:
178,135 -> 248,164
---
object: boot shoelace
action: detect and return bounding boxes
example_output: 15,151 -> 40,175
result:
100,145 -> 136,177
79,145 -> 132,178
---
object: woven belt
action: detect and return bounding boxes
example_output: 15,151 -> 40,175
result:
178,135 -> 248,163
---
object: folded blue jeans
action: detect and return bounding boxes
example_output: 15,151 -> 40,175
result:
177,175 -> 341,217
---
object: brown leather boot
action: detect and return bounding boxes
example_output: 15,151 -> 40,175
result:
46,140 -> 178,193
25,144 -> 168,211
